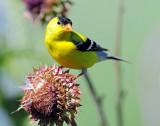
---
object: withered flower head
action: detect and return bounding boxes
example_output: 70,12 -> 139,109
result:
23,0 -> 72,24
18,65 -> 82,126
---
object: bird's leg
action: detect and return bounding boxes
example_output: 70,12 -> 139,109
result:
59,65 -> 64,69
76,68 -> 87,78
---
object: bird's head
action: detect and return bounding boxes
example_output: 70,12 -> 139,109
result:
45,17 -> 72,40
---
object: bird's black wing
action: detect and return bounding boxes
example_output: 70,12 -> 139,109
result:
72,38 -> 108,52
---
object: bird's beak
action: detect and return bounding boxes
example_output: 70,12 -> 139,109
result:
64,23 -> 72,31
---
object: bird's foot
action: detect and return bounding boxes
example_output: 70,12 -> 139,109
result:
76,68 -> 87,78
76,73 -> 84,78
59,65 -> 64,69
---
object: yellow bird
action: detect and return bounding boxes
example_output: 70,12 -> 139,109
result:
45,16 -> 127,76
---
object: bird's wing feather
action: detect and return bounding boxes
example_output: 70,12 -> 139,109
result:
70,31 -> 108,52
72,38 -> 108,51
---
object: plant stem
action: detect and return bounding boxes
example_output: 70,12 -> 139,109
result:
49,121 -> 54,126
70,118 -> 77,126
84,73 -> 108,126
114,0 -> 124,126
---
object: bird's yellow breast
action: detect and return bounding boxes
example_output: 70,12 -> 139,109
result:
45,40 -> 98,69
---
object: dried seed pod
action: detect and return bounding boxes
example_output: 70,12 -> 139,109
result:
18,65 -> 82,126
23,0 -> 72,24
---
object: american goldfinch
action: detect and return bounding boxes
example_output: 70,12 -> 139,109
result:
45,16 -> 127,76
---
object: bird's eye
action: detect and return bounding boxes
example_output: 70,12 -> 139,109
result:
57,21 -> 61,25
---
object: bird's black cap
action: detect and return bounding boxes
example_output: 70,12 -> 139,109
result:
58,16 -> 72,26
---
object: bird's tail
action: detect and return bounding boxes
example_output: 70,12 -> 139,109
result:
96,52 -> 130,63
108,55 -> 131,63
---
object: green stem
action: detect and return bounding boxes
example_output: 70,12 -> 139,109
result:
70,118 -> 77,126
114,0 -> 124,126
49,121 -> 54,126
84,74 -> 108,126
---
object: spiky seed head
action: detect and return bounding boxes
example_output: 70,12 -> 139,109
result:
18,65 -> 82,126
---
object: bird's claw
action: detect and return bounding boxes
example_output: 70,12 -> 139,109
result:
76,73 -> 84,78
59,65 -> 64,69
76,68 -> 87,78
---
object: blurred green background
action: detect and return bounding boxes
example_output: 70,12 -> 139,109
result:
1,0 -> 160,126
